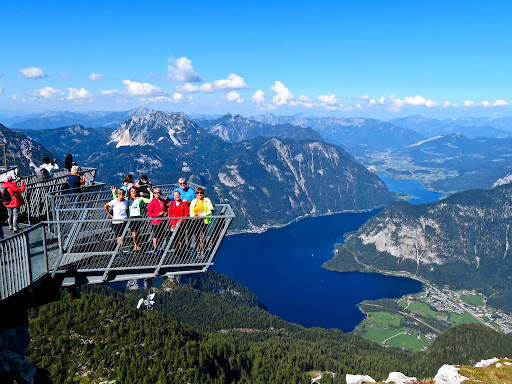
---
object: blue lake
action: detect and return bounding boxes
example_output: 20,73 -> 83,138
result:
213,176 -> 439,332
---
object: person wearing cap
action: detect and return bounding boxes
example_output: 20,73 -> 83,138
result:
1,176 -> 25,233
68,165 -> 85,193
172,178 -> 195,203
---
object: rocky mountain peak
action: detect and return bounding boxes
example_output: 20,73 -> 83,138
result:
109,111 -> 201,148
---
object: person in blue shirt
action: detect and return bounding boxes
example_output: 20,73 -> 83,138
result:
173,178 -> 195,203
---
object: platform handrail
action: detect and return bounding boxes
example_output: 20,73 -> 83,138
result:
18,167 -> 97,223
46,204 -> 234,282
0,223 -> 48,301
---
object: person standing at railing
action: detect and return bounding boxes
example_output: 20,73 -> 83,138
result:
172,178 -> 195,203
189,187 -> 213,259
1,176 -> 25,233
68,166 -> 85,193
168,190 -> 190,253
104,188 -> 128,253
147,187 -> 167,255
126,186 -> 152,252
37,156 -> 59,181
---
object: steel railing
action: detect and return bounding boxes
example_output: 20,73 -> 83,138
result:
18,167 -> 97,223
0,166 -> 18,182
0,178 -> 231,300
0,223 -> 48,301
46,204 -> 234,283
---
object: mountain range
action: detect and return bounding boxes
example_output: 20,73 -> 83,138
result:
0,123 -> 58,176
390,115 -> 512,138
193,113 -> 324,143
253,114 -> 425,154
5,107 -> 156,130
22,111 -> 396,229
324,182 -> 512,312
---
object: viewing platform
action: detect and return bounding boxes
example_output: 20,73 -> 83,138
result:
0,168 -> 234,309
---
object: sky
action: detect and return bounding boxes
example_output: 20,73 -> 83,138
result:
1,0 -> 512,119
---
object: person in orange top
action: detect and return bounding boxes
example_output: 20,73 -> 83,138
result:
1,176 -> 26,233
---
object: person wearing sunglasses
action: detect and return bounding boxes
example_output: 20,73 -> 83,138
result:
189,187 -> 213,258
147,188 -> 167,254
173,177 -> 195,203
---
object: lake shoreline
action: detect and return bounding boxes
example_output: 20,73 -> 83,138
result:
227,205 -> 385,236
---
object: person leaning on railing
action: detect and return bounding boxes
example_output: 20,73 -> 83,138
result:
147,187 -> 167,255
1,176 -> 25,233
125,186 -> 152,252
104,188 -> 128,253
188,187 -> 213,258
68,165 -> 85,193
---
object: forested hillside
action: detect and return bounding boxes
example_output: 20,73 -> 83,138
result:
25,272 -> 512,384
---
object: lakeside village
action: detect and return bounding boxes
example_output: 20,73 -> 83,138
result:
359,283 -> 512,352
422,286 -> 512,333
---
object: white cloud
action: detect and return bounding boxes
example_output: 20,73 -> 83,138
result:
66,87 -> 93,101
481,100 -> 490,107
224,91 -> 244,103
100,89 -> 119,95
443,101 -> 452,107
60,72 -> 71,79
404,95 -> 438,107
32,86 -> 65,100
18,67 -> 47,79
271,81 -> 294,106
0,88 -> 4,95
152,56 -> 203,83
12,94 -> 17,101
122,79 -> 166,96
317,93 -> 338,105
289,95 -> 314,108
493,99 -> 509,106
342,106 -> 355,111
146,93 -> 183,104
88,72 -> 104,81
175,83 -> 199,93
251,90 -> 265,105
463,100 -> 475,107
200,74 -> 249,93
361,94 -> 370,100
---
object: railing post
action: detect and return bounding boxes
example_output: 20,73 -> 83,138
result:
154,218 -> 180,276
101,220 -> 131,282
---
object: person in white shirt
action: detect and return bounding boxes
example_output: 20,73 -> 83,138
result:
40,156 -> 59,177
104,188 -> 128,253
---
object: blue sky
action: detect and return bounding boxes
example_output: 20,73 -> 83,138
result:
2,0 -> 512,118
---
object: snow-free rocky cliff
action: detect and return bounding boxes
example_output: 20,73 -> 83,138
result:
26,111 -> 396,229
324,182 -> 512,311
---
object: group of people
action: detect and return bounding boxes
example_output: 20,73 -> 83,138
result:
104,176 -> 214,256
0,154 -> 85,237
0,156 -> 217,261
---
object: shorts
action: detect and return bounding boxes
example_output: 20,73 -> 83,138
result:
129,219 -> 142,233
111,222 -> 127,237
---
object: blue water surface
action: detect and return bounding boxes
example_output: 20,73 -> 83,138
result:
213,176 -> 440,331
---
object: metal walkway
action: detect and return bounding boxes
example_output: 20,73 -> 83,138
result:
0,173 -> 234,302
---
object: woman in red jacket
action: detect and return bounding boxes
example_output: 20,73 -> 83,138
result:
147,188 -> 167,254
1,176 -> 25,233
168,190 -> 189,253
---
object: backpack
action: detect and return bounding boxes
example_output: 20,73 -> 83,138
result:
1,188 -> 11,205
37,166 -> 51,181
138,181 -> 152,199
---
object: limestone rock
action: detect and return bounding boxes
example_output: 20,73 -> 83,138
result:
385,371 -> 417,383
434,364 -> 468,384
475,357 -> 499,367
346,373 -> 376,384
